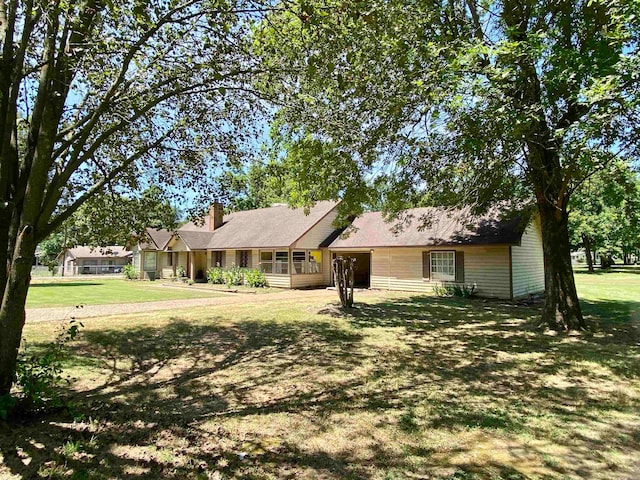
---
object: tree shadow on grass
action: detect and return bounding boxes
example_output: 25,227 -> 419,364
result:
2,295 -> 639,479
1,317 -> 370,479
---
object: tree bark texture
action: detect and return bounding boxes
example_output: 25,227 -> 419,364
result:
539,204 -> 587,331
0,224 -> 37,394
333,256 -> 355,308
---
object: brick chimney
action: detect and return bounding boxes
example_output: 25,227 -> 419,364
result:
209,202 -> 224,231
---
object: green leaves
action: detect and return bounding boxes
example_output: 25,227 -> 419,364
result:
254,0 -> 638,218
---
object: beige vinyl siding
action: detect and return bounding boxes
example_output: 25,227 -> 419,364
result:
369,246 -> 511,298
171,237 -> 189,251
291,273 -> 325,288
322,248 -> 332,286
225,250 -> 235,267
264,274 -> 291,288
161,267 -> 173,278
159,252 -> 172,267
293,208 -> 339,249
177,252 -> 188,271
132,247 -> 141,276
511,217 -> 545,298
159,252 -> 173,279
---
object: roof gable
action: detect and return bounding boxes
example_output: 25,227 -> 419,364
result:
142,228 -> 173,250
206,201 -> 339,249
145,201 -> 340,251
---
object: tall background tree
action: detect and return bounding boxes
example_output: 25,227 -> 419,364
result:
569,163 -> 640,271
255,0 -> 640,331
36,186 -> 179,271
0,0 -> 276,396
215,159 -> 289,211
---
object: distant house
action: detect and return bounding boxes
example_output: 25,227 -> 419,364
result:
134,201 -> 545,299
57,246 -> 133,276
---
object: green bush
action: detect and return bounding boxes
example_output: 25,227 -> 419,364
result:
432,282 -> 476,298
452,283 -> 476,298
432,282 -> 452,297
207,267 -> 225,285
223,265 -> 244,287
176,265 -> 186,278
1,319 -> 84,418
122,263 -> 138,280
245,268 -> 268,288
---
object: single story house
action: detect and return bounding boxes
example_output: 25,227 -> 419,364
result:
57,246 -> 133,275
131,201 -> 338,287
133,201 -> 545,299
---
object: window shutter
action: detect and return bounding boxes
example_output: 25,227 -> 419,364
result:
422,251 -> 430,279
455,251 -> 465,283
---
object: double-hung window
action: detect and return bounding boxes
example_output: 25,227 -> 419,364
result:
260,251 -> 273,273
275,251 -> 289,274
238,250 -> 250,268
143,251 -> 157,271
212,251 -> 224,268
431,251 -> 455,281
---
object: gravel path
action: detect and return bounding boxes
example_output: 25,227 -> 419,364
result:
26,288 -> 336,324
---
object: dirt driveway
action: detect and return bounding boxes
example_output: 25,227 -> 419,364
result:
25,288 -> 339,324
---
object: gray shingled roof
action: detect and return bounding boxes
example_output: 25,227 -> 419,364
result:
328,207 -> 527,248
152,201 -> 339,250
143,228 -> 173,250
65,246 -> 132,259
208,201 -> 338,249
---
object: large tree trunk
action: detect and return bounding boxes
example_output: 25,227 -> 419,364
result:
539,204 -> 587,331
0,226 -> 37,395
582,234 -> 595,273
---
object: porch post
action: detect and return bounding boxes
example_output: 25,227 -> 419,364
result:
189,252 -> 196,282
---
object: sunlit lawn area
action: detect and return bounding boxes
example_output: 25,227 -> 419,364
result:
26,279 -> 223,308
2,270 -> 638,479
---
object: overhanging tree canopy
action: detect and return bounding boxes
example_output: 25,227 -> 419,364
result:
0,0 -> 277,395
255,0 -> 640,331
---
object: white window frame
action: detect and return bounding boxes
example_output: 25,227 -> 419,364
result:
260,250 -> 273,274
430,251 -> 455,281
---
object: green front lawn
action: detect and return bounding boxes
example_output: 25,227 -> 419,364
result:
3,271 -> 638,479
26,279 -> 222,308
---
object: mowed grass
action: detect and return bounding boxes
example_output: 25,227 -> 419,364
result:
26,278 -> 223,308
1,272 -> 638,479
